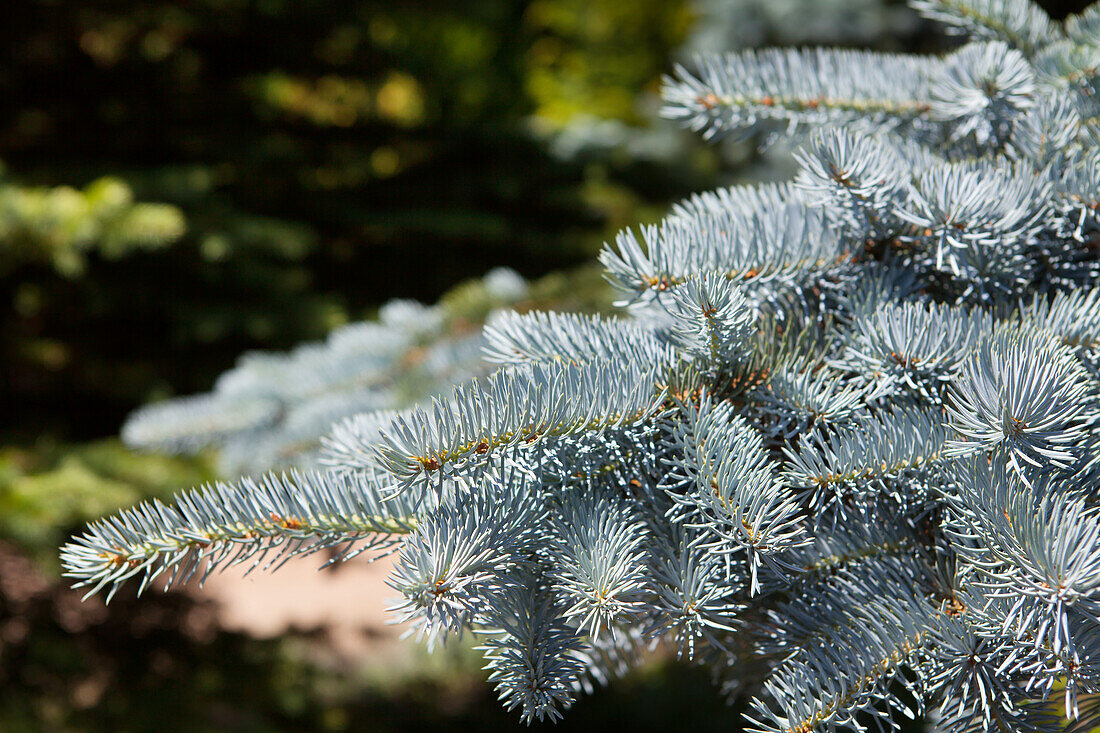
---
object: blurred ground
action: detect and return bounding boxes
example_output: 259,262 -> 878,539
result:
193,554 -> 407,661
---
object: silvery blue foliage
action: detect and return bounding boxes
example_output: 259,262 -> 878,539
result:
928,41 -> 1036,146
910,0 -> 1060,57
664,272 -> 756,369
793,130 -> 920,241
120,267 -> 528,475
63,1 -> 1100,729
388,472 -> 543,644
548,490 -> 651,638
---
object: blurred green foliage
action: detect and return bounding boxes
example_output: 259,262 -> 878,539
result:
524,0 -> 692,125
1,0 -> 708,448
0,441 -> 213,569
0,170 -> 186,278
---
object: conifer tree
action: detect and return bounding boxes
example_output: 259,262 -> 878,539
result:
62,1 -> 1100,729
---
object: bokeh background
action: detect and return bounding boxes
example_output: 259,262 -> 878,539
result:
1,1 -> 1089,730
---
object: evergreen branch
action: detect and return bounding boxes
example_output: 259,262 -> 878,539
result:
943,457 -> 1100,656
793,129 -> 917,241
1066,5 -> 1100,47
780,504 -> 921,589
898,160 -> 1051,283
910,0 -> 1060,58
661,48 -> 940,139
548,491 -> 651,638
388,477 -> 542,641
373,359 -> 666,488
1053,149 -> 1100,239
923,615 -> 1037,733
1022,287 -> 1100,352
668,181 -> 804,224
599,202 -> 845,303
60,469 -> 417,602
238,387 -> 396,471
930,41 -> 1037,146
123,322 -> 412,454
646,527 -> 743,658
943,328 -> 1098,475
664,272 -> 756,371
122,392 -> 285,454
318,409 -> 398,474
834,300 -> 986,398
753,359 -> 869,439
1032,39 -> 1100,97
479,576 -> 587,724
1009,93 -> 1082,166
749,568 -> 935,733
782,407 -> 948,500
950,580 -> 1100,727
532,425 -> 663,496
763,551 -> 931,658
664,395 -> 809,593
482,310 -> 668,368
61,18 -> 1100,730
